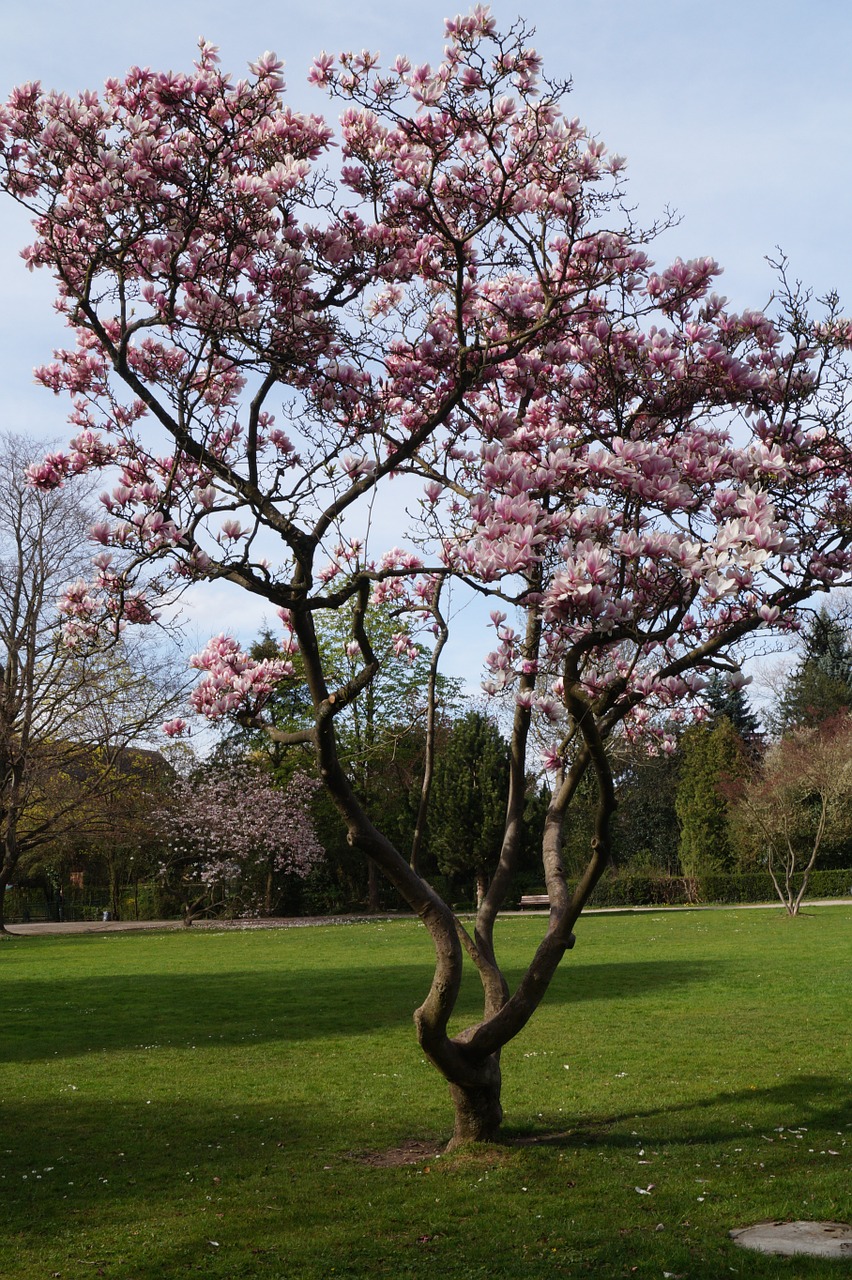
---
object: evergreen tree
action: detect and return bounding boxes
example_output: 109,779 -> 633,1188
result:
612,747 -> 682,873
429,712 -> 510,906
675,718 -> 747,877
703,672 -> 760,739
775,607 -> 852,731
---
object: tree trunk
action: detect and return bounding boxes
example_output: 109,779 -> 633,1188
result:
0,876 -> 8,935
367,859 -> 381,912
446,1057 -> 503,1148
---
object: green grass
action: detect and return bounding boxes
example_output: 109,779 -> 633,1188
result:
0,907 -> 850,1279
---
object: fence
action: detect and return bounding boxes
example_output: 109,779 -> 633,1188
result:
4,882 -> 168,924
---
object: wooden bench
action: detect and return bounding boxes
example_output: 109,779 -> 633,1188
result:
519,894 -> 550,908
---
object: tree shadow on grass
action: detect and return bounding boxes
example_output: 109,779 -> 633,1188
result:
0,1095 -> 341,1246
3,1077 -> 849,1280
0,958 -> 716,1064
508,1073 -> 852,1150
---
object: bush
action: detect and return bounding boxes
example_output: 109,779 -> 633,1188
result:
555,868 -> 852,909
699,867 -> 852,904
582,872 -> 694,908
808,868 -> 852,897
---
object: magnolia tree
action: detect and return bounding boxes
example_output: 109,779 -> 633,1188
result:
157,764 -> 322,922
3,10 -> 852,1143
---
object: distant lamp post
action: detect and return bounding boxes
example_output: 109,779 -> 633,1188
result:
130,856 -> 139,920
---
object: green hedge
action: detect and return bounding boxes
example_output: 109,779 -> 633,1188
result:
696,867 -> 852,905
589,868 -> 852,908
519,868 -> 852,910
584,872 -> 693,907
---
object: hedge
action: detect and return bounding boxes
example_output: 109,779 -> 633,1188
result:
515,867 -> 852,909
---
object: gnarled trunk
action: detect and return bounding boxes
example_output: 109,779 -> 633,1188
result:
447,1057 -> 503,1148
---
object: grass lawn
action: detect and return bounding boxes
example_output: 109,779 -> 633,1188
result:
0,907 -> 850,1279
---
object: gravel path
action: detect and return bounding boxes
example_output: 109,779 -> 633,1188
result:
3,899 -> 850,937
2,914 -> 406,936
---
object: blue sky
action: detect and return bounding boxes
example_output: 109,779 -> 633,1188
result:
2,0 -> 850,688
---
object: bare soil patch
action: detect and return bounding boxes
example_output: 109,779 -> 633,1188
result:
347,1139 -> 444,1168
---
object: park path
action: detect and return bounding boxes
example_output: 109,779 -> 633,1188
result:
4,898 -> 850,937
2,914 -> 384,937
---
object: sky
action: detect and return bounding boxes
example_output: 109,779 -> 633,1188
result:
1,0 -> 851,693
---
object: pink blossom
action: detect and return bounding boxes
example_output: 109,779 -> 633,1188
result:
219,519 -> 245,541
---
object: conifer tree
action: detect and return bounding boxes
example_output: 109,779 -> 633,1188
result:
703,672 -> 761,739
675,718 -> 746,877
429,712 -> 510,906
775,608 -> 852,731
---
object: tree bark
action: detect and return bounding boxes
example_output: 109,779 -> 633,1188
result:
367,859 -> 381,912
446,1056 -> 504,1149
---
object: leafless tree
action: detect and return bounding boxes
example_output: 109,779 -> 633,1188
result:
728,714 -> 852,914
0,433 -> 185,933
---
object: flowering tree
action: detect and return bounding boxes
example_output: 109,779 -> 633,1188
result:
3,9 -> 852,1142
157,763 -> 322,922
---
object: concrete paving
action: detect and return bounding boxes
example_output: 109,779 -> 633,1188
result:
1,914 -> 399,936
730,1221 -> 852,1258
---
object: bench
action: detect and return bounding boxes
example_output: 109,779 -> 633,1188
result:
519,894 -> 550,908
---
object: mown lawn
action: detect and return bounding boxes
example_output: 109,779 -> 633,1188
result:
0,907 -> 850,1279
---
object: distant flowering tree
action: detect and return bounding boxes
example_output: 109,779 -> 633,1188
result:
4,9 -> 852,1143
158,764 -> 323,923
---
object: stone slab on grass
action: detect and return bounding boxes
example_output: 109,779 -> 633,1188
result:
730,1220 -> 852,1258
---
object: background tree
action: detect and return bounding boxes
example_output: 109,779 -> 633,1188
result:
703,671 -> 761,741
729,714 -> 852,913
675,718 -> 748,879
0,433 -> 184,933
317,600 -> 459,909
611,744 -> 682,873
5,15 -> 852,1145
72,747 -> 173,920
429,710 -> 510,906
18,743 -> 174,920
773,606 -> 852,731
157,762 -> 323,923
213,613 -> 462,910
